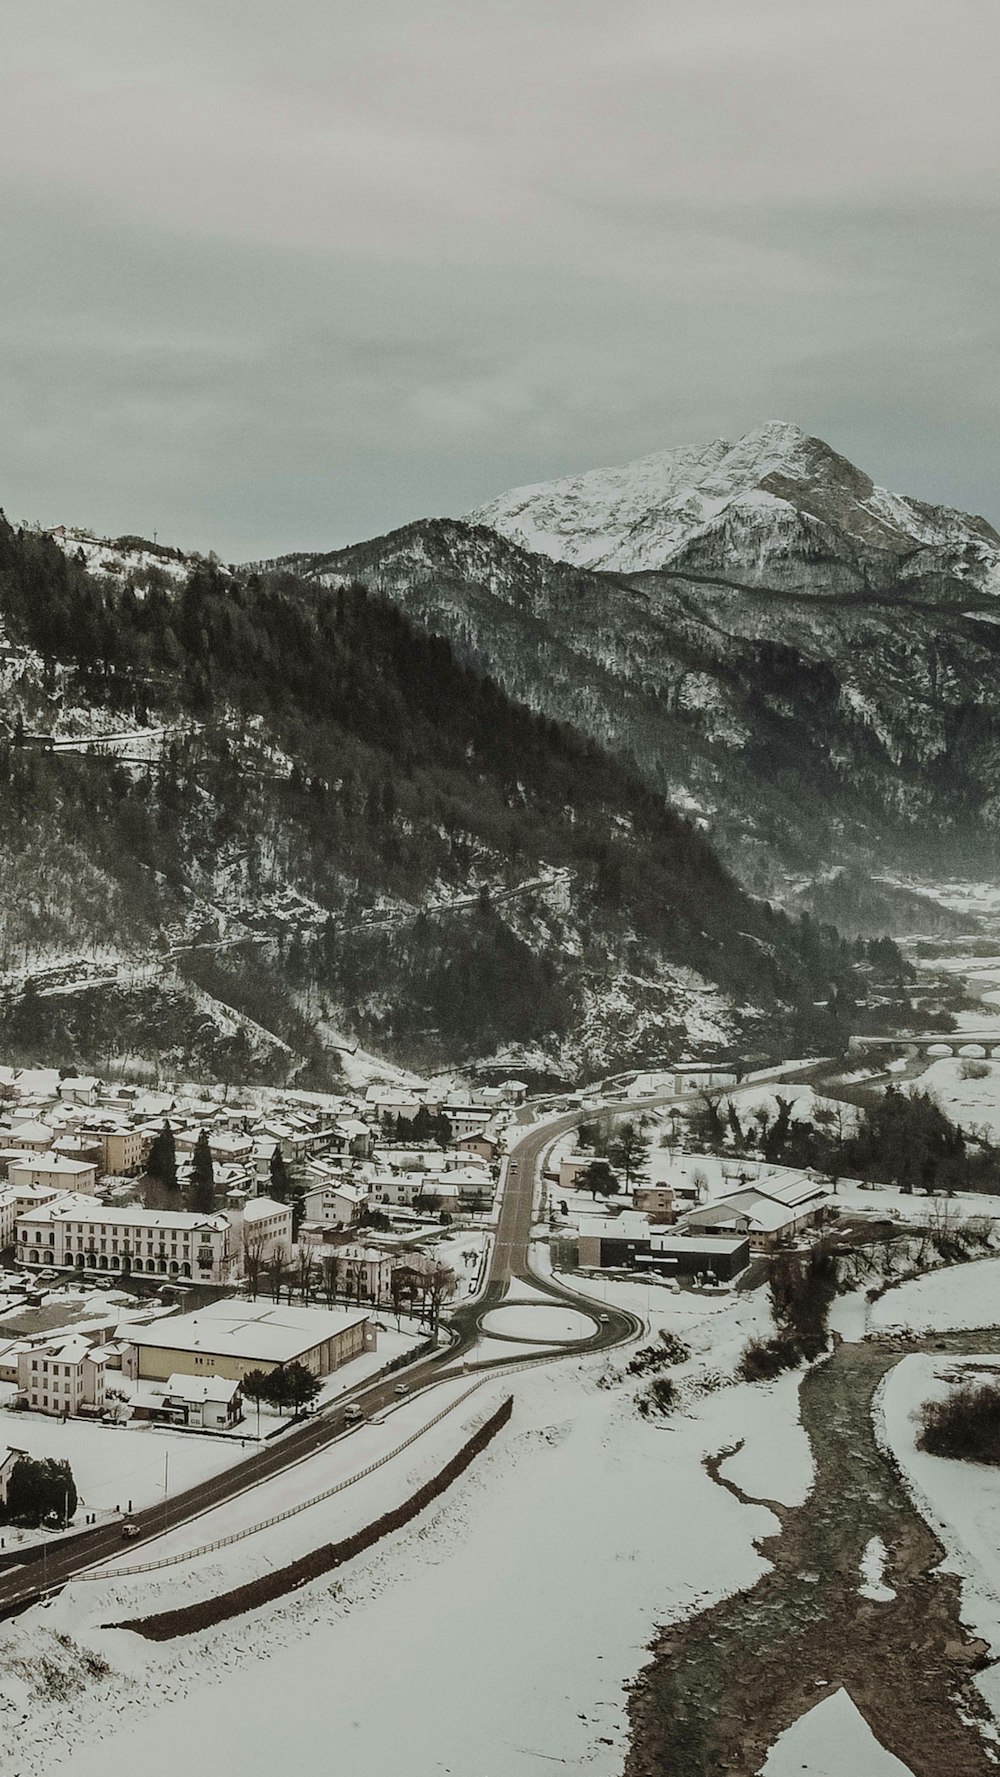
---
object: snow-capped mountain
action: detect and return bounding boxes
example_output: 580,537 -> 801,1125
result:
279,427 -> 1000,919
468,421 -> 1000,589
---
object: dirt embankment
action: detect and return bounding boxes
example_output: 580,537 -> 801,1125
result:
625,1335 -> 1000,1777
113,1395 -> 514,1641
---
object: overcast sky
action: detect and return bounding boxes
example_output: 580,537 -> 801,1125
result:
1,0 -> 997,559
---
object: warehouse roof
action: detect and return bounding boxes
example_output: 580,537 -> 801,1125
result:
125,1298 -> 369,1364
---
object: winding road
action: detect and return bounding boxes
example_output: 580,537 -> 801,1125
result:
0,1093 -> 641,1618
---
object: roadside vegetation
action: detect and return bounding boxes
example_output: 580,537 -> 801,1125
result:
693,1084 -> 1000,1197
918,1381 -> 1000,1465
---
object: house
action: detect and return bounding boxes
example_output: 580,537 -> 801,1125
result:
367,1171 -> 443,1210
58,1075 -> 100,1107
7,1121 -> 56,1153
335,1244 -> 395,1306
17,1333 -> 110,1416
300,1180 -> 366,1229
16,1197 -> 235,1282
9,1154 -> 99,1194
123,1298 -> 375,1384
633,1183 -> 676,1221
454,1133 -> 498,1165
130,1373 -> 243,1431
558,1154 -> 598,1193
680,1179 -> 831,1253
229,1195 -> 293,1259
0,1447 -> 27,1507
80,1121 -> 149,1175
440,1165 -> 492,1211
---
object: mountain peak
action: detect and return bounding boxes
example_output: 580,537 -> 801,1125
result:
467,425 -> 997,576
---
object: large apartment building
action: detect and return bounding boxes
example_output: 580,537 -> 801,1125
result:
16,1194 -> 234,1283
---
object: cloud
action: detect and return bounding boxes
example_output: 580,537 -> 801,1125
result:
0,0 -> 996,553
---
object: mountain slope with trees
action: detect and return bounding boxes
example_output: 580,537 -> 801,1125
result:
276,429 -> 1000,927
0,510 -> 877,1084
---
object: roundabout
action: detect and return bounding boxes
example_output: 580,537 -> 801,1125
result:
478,1300 -> 600,1346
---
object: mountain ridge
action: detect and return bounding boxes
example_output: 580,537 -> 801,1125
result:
274,428 -> 1000,911
466,422 -> 1000,584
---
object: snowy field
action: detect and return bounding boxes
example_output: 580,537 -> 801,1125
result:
870,1256 -> 1000,1335
908,1056 -> 1000,1139
877,1353 -> 1000,1719
758,1687 -> 915,1776
0,1292 -> 813,1777
0,1408 -> 245,1514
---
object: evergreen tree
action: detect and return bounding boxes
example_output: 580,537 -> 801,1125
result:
146,1120 -> 177,1191
3,1456 -> 77,1526
269,1145 -> 291,1200
188,1129 -> 215,1214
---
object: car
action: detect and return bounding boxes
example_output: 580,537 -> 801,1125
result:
598,1313 -> 609,1323
121,1522 -> 141,1540
393,1381 -> 409,1395
343,1403 -> 365,1424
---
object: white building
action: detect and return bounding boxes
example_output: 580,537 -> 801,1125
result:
16,1195 -> 235,1282
17,1333 -> 110,1417
228,1195 -> 293,1259
9,1154 -> 99,1194
131,1372 -> 243,1431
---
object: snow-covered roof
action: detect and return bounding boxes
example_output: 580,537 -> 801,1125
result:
125,1298 -> 369,1364
18,1196 -> 228,1231
11,1153 -> 97,1177
241,1195 -> 291,1222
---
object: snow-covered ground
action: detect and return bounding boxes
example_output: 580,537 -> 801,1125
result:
758,1687 -> 915,1776
877,1353 -> 1000,1719
908,1057 -> 1000,1139
870,1256 -> 1000,1335
0,1291 -> 812,1777
0,1410 -> 244,1514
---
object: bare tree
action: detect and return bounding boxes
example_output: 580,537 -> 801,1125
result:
423,1261 -> 456,1339
319,1251 -> 340,1306
264,1244 -> 288,1303
243,1233 -> 267,1300
390,1264 -> 419,1329
294,1244 -> 316,1303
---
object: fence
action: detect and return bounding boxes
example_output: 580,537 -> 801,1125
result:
78,1373 -> 496,1583
113,1395 -> 515,1640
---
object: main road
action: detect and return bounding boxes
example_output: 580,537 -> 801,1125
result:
0,1065 -> 813,1616
0,1095 -> 641,1617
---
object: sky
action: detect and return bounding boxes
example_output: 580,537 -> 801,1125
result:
0,0 -> 998,560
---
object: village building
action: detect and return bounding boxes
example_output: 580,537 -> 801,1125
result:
79,1121 -> 149,1175
9,1154 -> 99,1194
6,1120 -> 56,1153
123,1298 -> 375,1384
16,1195 -> 235,1282
130,1372 -> 243,1431
228,1194 -> 293,1259
17,1333 -> 110,1417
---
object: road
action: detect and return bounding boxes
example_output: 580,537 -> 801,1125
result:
0,1097 -> 638,1617
0,1066 -> 811,1616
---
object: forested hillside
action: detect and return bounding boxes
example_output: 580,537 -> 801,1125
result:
0,514 -> 876,1083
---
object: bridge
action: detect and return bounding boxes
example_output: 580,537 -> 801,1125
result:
848,1033 -> 1000,1058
